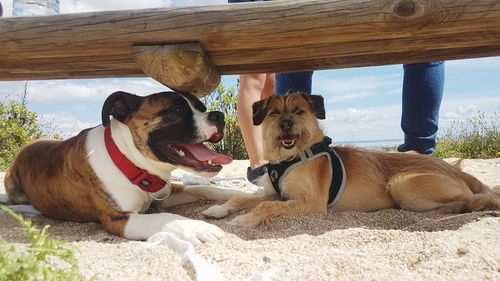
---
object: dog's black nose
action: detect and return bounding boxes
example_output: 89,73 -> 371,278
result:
208,111 -> 224,124
279,119 -> 294,131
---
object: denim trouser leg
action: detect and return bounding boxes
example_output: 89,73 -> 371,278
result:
275,71 -> 314,96
398,62 -> 445,155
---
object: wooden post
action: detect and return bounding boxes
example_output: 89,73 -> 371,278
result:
0,0 -> 499,96
132,44 -> 220,97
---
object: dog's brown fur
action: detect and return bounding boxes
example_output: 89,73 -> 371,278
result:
5,93 -> 194,228
5,130 -> 134,235
203,93 -> 500,227
5,91 -> 237,241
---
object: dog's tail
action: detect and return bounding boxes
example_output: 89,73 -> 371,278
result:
4,165 -> 31,205
458,169 -> 500,211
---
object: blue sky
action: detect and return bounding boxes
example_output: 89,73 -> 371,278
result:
1,0 -> 499,146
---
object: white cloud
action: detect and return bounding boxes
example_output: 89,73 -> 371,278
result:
40,113 -> 96,137
171,0 -> 226,7
317,76 -> 395,93
61,0 -> 226,13
446,57 -> 500,72
315,75 -> 401,103
0,78 -> 168,103
73,103 -> 90,111
438,97 -> 499,129
322,104 -> 402,143
329,92 -> 373,102
441,104 -> 477,121
321,96 -> 500,144
0,81 -> 26,100
1,0 -> 228,16
61,0 -> 170,13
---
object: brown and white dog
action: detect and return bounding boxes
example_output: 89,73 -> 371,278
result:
5,91 -> 242,244
202,93 -> 500,227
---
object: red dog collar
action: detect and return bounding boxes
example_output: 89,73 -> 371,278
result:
104,126 -> 166,193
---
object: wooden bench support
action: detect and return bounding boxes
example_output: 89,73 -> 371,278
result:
132,44 -> 220,97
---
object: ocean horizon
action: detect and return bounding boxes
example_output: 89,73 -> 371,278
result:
334,138 -> 403,149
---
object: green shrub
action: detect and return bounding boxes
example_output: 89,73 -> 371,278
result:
203,84 -> 248,159
434,111 -> 500,159
0,94 -> 61,171
0,205 -> 84,281
0,98 -> 43,171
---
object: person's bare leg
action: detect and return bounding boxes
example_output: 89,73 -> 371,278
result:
237,73 -> 275,170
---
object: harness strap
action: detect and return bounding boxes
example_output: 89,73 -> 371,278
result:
266,137 -> 346,206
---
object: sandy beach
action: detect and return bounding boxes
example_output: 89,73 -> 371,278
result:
1,157 -> 499,280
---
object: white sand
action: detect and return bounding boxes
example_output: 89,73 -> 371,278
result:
1,158 -> 499,280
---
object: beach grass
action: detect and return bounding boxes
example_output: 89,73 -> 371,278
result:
0,205 -> 84,281
434,111 -> 499,159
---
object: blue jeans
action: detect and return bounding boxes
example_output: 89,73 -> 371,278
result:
275,62 -> 445,154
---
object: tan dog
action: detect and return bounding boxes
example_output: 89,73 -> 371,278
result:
5,91 -> 244,244
202,93 -> 500,227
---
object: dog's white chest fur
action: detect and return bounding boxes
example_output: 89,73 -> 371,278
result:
85,124 -> 152,213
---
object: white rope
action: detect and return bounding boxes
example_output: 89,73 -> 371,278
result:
145,232 -> 227,281
144,232 -> 278,281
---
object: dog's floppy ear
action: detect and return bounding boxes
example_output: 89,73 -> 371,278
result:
252,98 -> 271,126
305,94 -> 326,120
101,91 -> 143,127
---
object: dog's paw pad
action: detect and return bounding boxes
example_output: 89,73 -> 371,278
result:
229,214 -> 259,228
202,205 -> 229,219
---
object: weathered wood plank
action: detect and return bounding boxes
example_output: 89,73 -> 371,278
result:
0,0 -> 499,82
132,44 -> 220,95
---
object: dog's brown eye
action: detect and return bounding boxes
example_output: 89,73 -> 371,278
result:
158,105 -> 187,116
269,111 -> 279,116
294,109 -> 305,115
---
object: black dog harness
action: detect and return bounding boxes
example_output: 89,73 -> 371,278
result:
266,137 -> 346,207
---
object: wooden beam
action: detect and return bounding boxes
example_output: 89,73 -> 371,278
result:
0,0 -> 499,89
132,44 -> 220,95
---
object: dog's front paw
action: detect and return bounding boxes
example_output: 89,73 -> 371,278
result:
202,205 -> 230,219
161,219 -> 224,245
229,214 -> 261,228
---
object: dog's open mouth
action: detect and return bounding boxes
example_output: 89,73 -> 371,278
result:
165,133 -> 232,176
279,135 -> 298,149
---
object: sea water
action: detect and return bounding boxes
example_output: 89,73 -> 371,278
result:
13,0 -> 60,16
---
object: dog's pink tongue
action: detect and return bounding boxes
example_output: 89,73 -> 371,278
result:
182,144 -> 233,164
